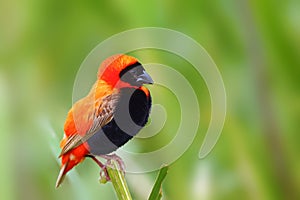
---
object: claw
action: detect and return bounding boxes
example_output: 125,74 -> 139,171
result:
100,154 -> 125,173
87,154 -> 125,182
86,155 -> 110,182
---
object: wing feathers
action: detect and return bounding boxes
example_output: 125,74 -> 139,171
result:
59,91 -> 119,156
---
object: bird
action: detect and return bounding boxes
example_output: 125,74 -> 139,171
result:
55,54 -> 153,188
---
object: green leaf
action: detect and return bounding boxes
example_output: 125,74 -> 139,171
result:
148,165 -> 169,200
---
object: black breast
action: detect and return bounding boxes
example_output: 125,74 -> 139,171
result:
87,87 -> 151,155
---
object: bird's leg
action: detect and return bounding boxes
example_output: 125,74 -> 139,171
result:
86,155 -> 110,182
86,154 -> 126,182
100,154 -> 125,174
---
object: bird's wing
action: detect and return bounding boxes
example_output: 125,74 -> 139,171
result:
59,91 -> 119,157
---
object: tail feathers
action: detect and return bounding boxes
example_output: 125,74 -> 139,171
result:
55,163 -> 68,188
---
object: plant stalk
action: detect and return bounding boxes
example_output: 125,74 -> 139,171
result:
106,160 -> 132,200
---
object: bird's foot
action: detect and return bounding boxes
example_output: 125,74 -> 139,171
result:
87,154 -> 125,183
86,155 -> 110,182
100,154 -> 125,173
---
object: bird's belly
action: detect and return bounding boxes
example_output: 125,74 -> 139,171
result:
87,87 -> 151,155
87,118 -> 138,155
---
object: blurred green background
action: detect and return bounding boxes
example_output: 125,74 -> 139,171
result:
1,0 -> 299,200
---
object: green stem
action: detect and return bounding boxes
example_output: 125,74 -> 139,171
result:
148,165 -> 169,200
106,160 -> 132,200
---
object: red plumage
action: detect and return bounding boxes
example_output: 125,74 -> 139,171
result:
56,54 -> 153,187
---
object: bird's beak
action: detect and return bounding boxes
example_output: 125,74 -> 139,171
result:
136,70 -> 154,84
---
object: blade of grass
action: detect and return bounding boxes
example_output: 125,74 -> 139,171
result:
106,160 -> 133,200
148,165 -> 169,200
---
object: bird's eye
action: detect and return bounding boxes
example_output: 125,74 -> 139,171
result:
120,63 -> 144,86
119,62 -> 142,78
